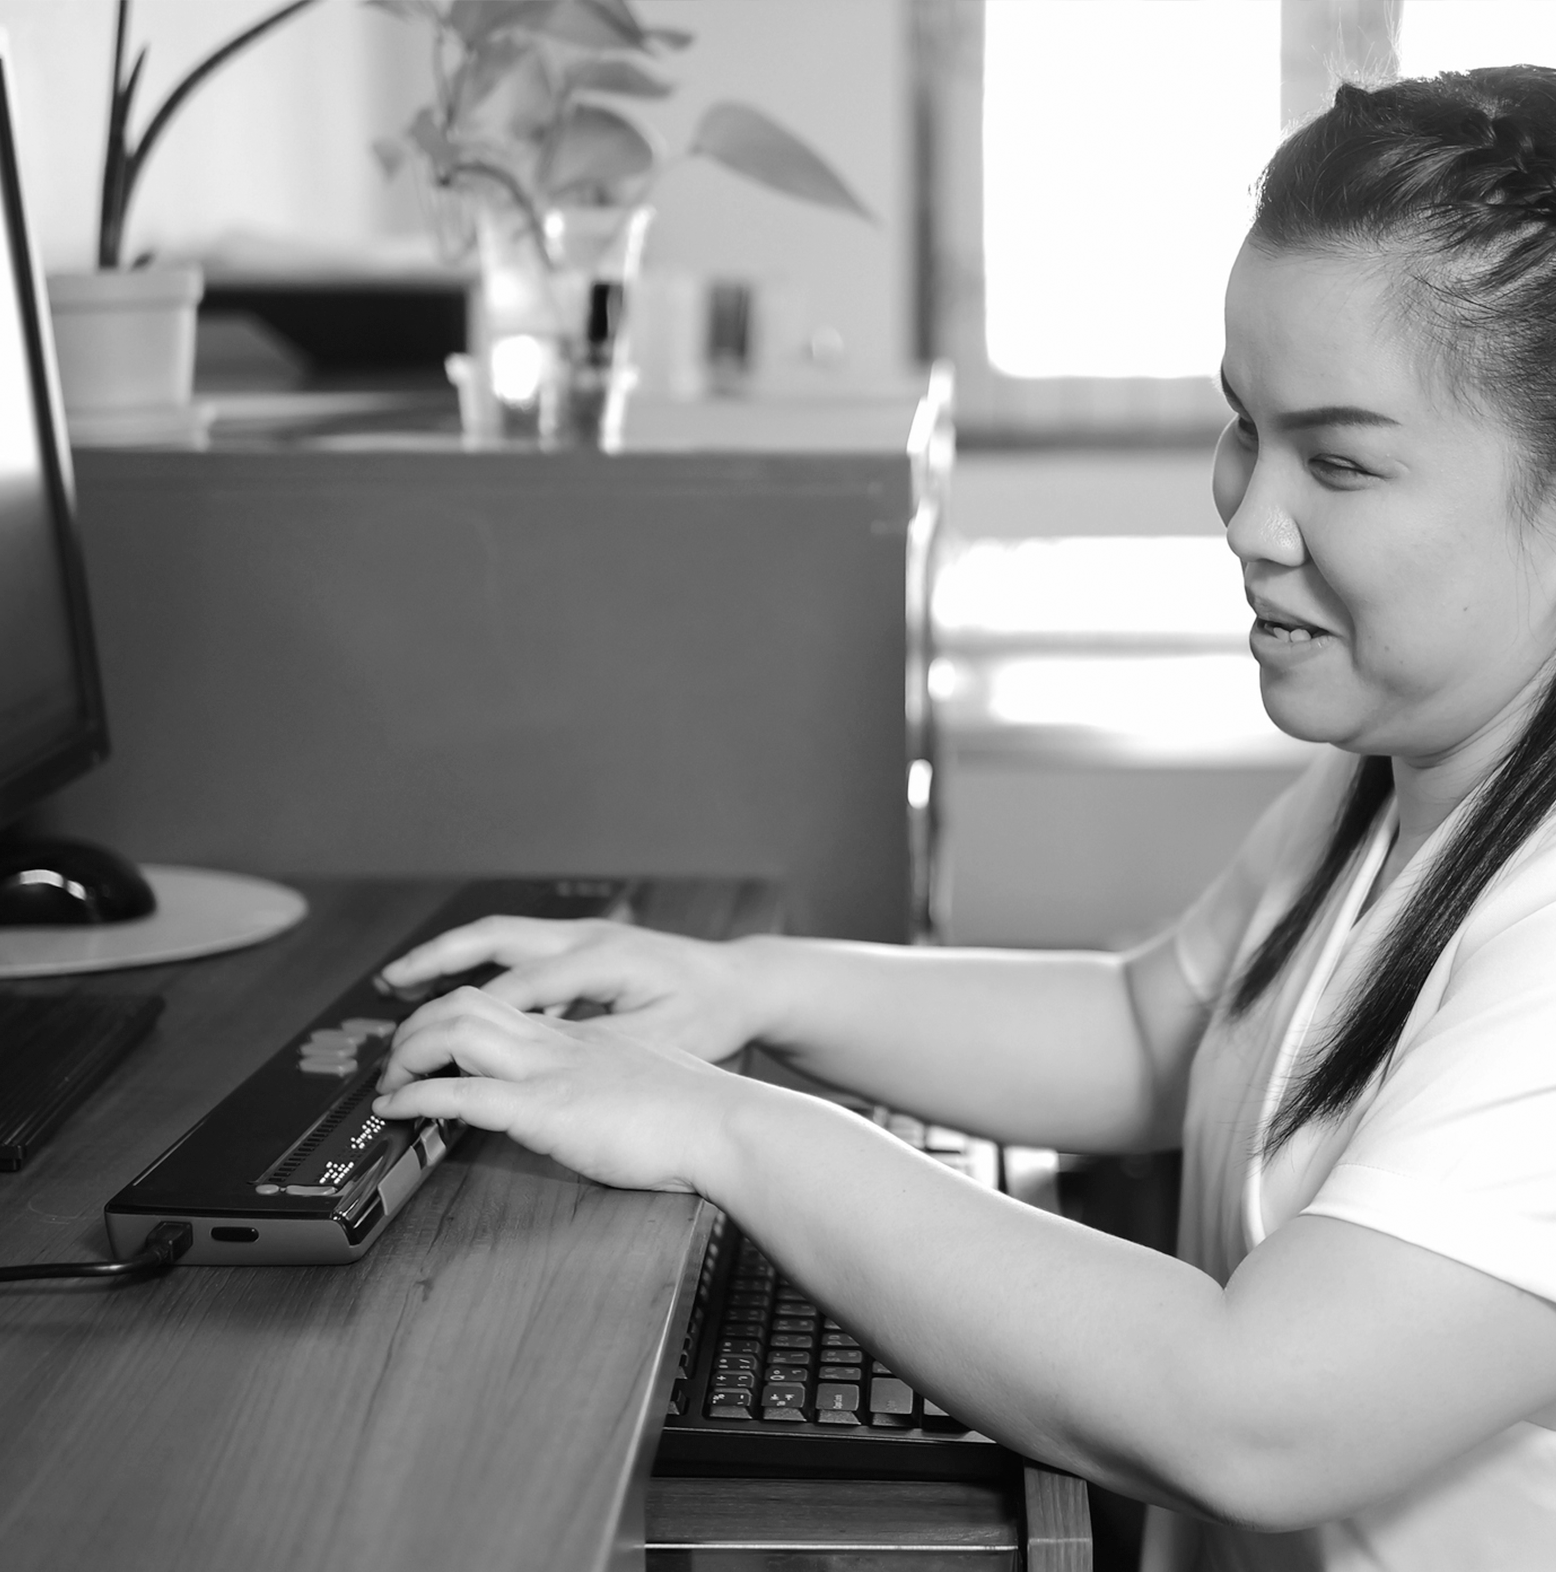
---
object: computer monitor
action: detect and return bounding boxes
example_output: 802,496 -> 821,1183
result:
0,48 -> 108,833
0,38 -> 305,975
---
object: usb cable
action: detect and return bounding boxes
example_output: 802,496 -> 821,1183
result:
0,1220 -> 194,1284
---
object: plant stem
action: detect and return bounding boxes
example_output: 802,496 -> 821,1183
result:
112,0 -> 322,266
96,0 -> 133,268
446,159 -> 552,267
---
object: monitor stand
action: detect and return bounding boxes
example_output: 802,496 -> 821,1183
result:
0,866 -> 307,979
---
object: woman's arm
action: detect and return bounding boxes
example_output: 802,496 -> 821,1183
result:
373,1007 -> 1556,1530
733,929 -> 1205,1150
379,921 -> 1207,1152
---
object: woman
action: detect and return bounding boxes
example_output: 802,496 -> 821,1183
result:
374,71 -> 1556,1570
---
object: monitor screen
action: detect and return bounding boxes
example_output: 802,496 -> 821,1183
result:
0,53 -> 107,831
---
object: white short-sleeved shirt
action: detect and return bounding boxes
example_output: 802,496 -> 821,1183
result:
1140,748 -> 1556,1572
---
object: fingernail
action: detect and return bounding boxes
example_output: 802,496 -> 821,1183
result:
372,1095 -> 390,1112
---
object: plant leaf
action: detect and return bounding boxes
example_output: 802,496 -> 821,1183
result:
453,31 -> 534,117
535,0 -> 650,53
407,105 -> 462,174
689,102 -> 873,220
566,57 -> 672,98
543,102 -> 655,203
446,0 -> 549,45
372,135 -> 407,176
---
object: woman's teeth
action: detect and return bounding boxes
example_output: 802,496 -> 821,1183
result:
1260,618 -> 1318,643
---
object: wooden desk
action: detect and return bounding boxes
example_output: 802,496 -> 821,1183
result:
0,875 -> 1087,1570
0,877 -> 771,1572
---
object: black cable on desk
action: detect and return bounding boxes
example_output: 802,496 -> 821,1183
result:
0,1219 -> 193,1284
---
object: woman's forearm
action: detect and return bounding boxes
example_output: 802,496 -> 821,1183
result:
697,1077 -> 1226,1510
693,1076 -> 1556,1532
729,933 -> 1191,1151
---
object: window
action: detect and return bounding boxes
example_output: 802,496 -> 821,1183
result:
983,1 -> 1279,381
1397,1 -> 1556,77
915,0 -> 1403,439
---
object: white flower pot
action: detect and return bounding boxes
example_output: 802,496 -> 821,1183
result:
46,265 -> 203,415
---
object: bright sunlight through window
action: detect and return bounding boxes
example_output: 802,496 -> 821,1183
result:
983,0 -> 1280,380
1398,1 -> 1556,78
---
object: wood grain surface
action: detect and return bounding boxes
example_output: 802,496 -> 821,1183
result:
1024,1467 -> 1094,1571
0,878 -> 772,1572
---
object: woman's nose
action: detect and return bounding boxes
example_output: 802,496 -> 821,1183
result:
1224,473 -> 1306,568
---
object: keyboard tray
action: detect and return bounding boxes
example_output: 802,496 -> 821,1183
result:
658,1110 -> 1014,1482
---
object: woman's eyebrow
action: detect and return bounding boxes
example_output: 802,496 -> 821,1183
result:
1218,371 -> 1398,431
1277,405 -> 1399,432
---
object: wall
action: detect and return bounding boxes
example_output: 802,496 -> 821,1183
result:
0,0 -> 911,377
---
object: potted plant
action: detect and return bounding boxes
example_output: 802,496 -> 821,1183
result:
368,0 -> 872,438
47,0 -> 319,441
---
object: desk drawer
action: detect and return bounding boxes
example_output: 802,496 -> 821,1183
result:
645,1476 -> 1021,1571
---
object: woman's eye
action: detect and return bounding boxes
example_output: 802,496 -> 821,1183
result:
1310,454 -> 1371,485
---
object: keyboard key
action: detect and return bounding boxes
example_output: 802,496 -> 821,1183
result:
871,1360 -> 894,1374
764,1365 -> 810,1385
706,1390 -> 755,1419
922,1398 -> 968,1432
760,1383 -> 809,1421
711,1371 -> 755,1390
819,1363 -> 861,1381
925,1125 -> 969,1153
818,1407 -> 864,1426
822,1332 -> 860,1348
718,1339 -> 762,1357
714,1354 -> 758,1375
869,1377 -> 915,1416
771,1316 -> 815,1333
820,1346 -> 862,1364
339,1017 -> 396,1041
770,1333 -> 815,1350
816,1382 -> 861,1414
765,1349 -> 813,1369
885,1113 -> 926,1147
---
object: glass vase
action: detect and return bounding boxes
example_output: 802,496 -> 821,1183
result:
473,203 -> 653,447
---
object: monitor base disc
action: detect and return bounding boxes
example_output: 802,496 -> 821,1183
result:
0,866 -> 307,978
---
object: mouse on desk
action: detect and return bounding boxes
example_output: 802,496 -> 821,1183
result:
0,838 -> 157,926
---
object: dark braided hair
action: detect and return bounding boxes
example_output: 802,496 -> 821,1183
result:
1228,68 -> 1556,1151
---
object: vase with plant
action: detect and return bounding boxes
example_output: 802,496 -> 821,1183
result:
47,0 -> 319,442
369,0 -> 872,441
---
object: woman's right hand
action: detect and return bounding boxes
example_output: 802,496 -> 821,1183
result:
375,916 -> 770,1064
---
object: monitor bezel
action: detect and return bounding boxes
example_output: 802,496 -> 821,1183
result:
0,42 -> 110,831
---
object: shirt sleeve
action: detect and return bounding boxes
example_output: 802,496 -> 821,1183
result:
1172,749 -> 1348,1007
1303,836 -> 1556,1304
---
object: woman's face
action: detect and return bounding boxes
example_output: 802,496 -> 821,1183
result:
1215,242 -> 1556,764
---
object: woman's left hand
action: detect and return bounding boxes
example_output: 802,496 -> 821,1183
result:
372,986 -> 742,1192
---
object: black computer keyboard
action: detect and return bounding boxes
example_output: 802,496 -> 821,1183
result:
0,991 -> 164,1170
657,1109 -> 1012,1479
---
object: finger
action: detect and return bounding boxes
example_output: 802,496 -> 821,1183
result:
378,916 -> 581,984
373,1074 -> 531,1133
481,946 -> 633,1013
377,990 -> 564,1091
